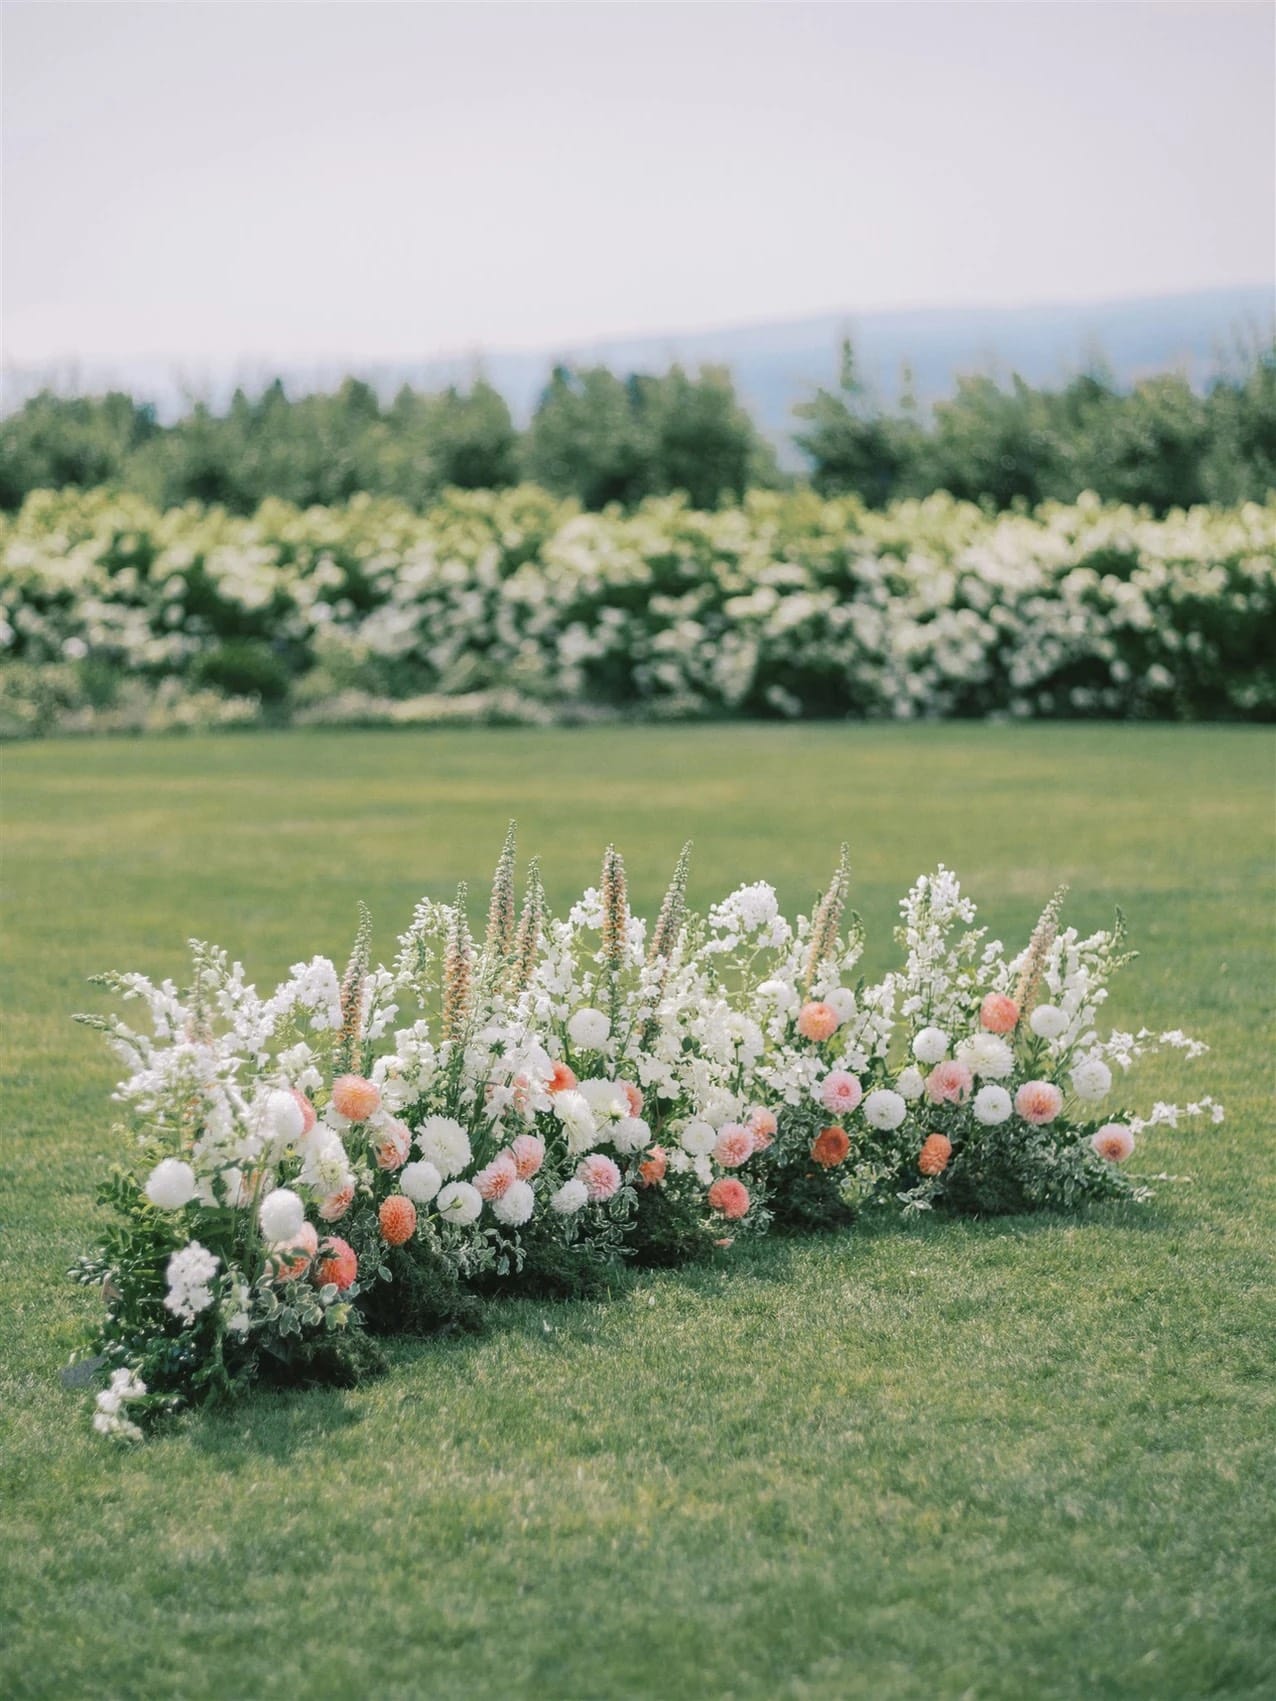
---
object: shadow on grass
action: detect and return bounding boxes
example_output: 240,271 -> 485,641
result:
180,1196 -> 1185,1463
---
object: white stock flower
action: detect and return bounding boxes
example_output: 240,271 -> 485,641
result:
895,1066 -> 925,1102
912,1027 -> 949,1065
1029,1004 -> 1069,1040
863,1089 -> 908,1131
1070,1058 -> 1113,1102
416,1116 -> 472,1178
955,1032 -> 1015,1079
492,1179 -> 535,1226
551,1177 -> 589,1214
400,1160 -> 442,1204
567,1007 -> 611,1049
144,1159 -> 198,1210
259,1188 -> 305,1242
973,1084 -> 1013,1125
163,1241 -> 220,1323
436,1181 -> 482,1225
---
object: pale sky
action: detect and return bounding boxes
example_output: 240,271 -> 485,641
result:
3,1 -> 1273,364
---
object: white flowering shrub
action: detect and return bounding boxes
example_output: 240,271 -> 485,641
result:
71,834 -> 1217,1438
6,485 -> 1274,735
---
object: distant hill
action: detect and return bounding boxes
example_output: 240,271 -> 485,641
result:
4,285 -> 1272,464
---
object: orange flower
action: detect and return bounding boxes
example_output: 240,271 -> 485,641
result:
707,1177 -> 750,1220
332,1074 -> 381,1122
979,993 -> 1019,1035
378,1194 -> 417,1245
547,1061 -> 578,1094
918,1133 -> 953,1176
272,1221 -> 318,1282
637,1146 -> 667,1187
314,1236 -> 358,1292
810,1125 -> 851,1168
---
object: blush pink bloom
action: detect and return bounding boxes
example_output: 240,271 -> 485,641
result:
925,1060 -> 974,1105
331,1075 -> 381,1123
797,1001 -> 839,1043
474,1154 -> 518,1200
713,1124 -> 755,1168
272,1221 -> 318,1283
510,1133 -> 545,1179
820,1070 -> 863,1115
577,1153 -> 622,1203
511,1072 -> 533,1114
318,1183 -> 354,1223
979,993 -> 1020,1035
707,1177 -> 750,1220
547,1062 -> 578,1094
374,1120 -> 411,1171
1091,1123 -> 1135,1162
291,1089 -> 317,1136
1015,1080 -> 1064,1124
620,1081 -> 644,1118
747,1107 -> 778,1149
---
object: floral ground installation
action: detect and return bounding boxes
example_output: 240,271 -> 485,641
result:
73,832 -> 1221,1439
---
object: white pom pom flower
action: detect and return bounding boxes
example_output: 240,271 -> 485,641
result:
972,1084 -> 1013,1125
144,1158 -> 198,1211
863,1089 -> 908,1131
492,1179 -> 535,1226
567,1007 -> 611,1050
436,1181 -> 482,1225
550,1177 -> 589,1215
912,1027 -> 949,1065
1029,1005 -> 1069,1040
400,1160 -> 443,1204
259,1188 -> 305,1242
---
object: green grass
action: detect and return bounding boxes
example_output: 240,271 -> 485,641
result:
2,722 -> 1274,1701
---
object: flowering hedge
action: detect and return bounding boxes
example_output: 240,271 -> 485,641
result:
73,834 -> 1219,1439
4,484 -> 1274,736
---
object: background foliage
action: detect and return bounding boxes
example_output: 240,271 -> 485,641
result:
3,341 -> 1273,515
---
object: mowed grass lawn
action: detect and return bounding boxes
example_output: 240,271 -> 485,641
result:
2,722 -> 1274,1701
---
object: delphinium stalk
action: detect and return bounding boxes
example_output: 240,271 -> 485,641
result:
509,858 -> 545,997
442,885 -> 474,1044
1013,885 -> 1068,1025
335,901 -> 373,1074
640,841 -> 692,1048
483,820 -> 518,970
600,844 -> 629,1036
805,842 -> 851,989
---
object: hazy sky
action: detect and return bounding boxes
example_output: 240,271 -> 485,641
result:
4,1 -> 1273,364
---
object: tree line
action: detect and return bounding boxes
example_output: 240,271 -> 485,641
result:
2,340 -> 1273,515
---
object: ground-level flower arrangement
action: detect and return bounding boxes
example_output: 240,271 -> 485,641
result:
70,833 -> 1220,1438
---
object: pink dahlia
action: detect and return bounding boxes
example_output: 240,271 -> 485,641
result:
510,1133 -> 545,1179
747,1107 -> 778,1149
547,1062 -> 578,1095
820,1070 -> 863,1115
272,1221 -> 318,1283
1015,1080 -> 1064,1125
925,1060 -> 974,1105
374,1119 -> 411,1171
1091,1123 -> 1135,1162
577,1153 -> 622,1203
713,1124 -> 755,1168
621,1081 -> 645,1118
638,1146 -> 668,1187
318,1182 -> 354,1223
797,1001 -> 839,1043
474,1153 -> 519,1201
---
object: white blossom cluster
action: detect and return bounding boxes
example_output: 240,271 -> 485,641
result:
5,487 -> 1273,732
